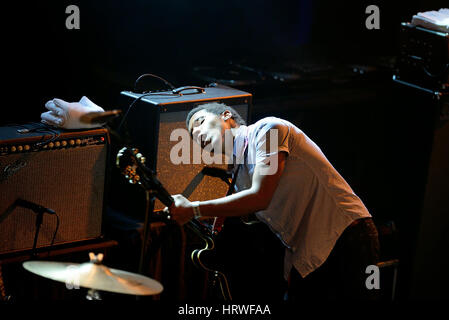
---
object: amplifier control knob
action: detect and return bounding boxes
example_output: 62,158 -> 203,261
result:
69,140 -> 75,146
75,139 -> 81,145
55,141 -> 61,147
17,145 -> 23,151
61,140 -> 67,147
11,146 -> 16,152
24,145 -> 30,151
48,142 -> 54,148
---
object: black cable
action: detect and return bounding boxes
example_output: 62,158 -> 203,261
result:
117,92 -> 181,133
133,73 -> 176,92
33,125 -> 60,149
13,122 -> 60,149
46,212 -> 60,257
117,72 -> 179,133
422,63 -> 449,78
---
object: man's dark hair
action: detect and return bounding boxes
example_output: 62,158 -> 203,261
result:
186,102 -> 246,129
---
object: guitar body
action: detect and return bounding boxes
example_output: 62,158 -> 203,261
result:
189,230 -> 233,301
183,218 -> 232,301
189,216 -> 286,302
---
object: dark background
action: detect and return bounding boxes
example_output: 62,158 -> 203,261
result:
2,0 -> 445,120
1,0 -> 448,301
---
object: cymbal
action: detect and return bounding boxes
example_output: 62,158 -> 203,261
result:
23,260 -> 163,296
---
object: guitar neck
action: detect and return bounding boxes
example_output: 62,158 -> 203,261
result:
154,202 -> 213,238
186,218 -> 214,238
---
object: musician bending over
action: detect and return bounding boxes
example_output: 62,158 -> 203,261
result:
168,102 -> 380,301
41,98 -> 380,301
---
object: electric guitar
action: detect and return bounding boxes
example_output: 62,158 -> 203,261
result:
115,146 -> 232,300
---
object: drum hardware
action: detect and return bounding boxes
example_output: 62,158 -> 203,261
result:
22,252 -> 163,300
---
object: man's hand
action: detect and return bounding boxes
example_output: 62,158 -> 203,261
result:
164,194 -> 195,225
41,96 -> 105,129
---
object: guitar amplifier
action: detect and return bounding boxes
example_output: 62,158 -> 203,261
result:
114,84 -> 252,214
0,123 -> 108,254
394,22 -> 449,92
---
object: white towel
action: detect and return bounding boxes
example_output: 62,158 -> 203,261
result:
411,8 -> 449,33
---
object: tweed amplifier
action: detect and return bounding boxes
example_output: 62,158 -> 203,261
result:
0,123 -> 108,254
113,84 -> 252,214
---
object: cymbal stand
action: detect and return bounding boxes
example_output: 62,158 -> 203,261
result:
85,253 -> 104,301
138,190 -> 156,275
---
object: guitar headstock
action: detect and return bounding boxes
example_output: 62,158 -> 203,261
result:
116,147 -> 147,185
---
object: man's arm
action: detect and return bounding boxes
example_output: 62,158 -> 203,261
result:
168,151 -> 287,225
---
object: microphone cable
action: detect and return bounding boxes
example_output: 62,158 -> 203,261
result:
117,92 -> 181,133
133,73 -> 176,92
117,73 -> 181,133
46,212 -> 60,257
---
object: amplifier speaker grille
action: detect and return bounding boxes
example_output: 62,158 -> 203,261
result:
154,108 -> 247,210
0,126 -> 107,254
117,86 -> 251,215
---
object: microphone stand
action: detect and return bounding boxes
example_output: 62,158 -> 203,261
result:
14,199 -> 55,258
138,190 -> 156,275
1,200 -> 53,258
116,146 -> 175,300
0,200 -> 49,301
135,173 -> 167,302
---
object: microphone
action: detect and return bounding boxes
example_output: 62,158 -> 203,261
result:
79,110 -> 122,124
15,199 -> 56,215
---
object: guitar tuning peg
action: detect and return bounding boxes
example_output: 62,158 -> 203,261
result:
136,153 -> 146,164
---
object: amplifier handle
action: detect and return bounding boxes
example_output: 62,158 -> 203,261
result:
172,86 -> 205,95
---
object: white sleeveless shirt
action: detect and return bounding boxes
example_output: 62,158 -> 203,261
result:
233,117 -> 371,279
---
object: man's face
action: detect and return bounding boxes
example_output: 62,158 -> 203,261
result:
188,109 -> 228,153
